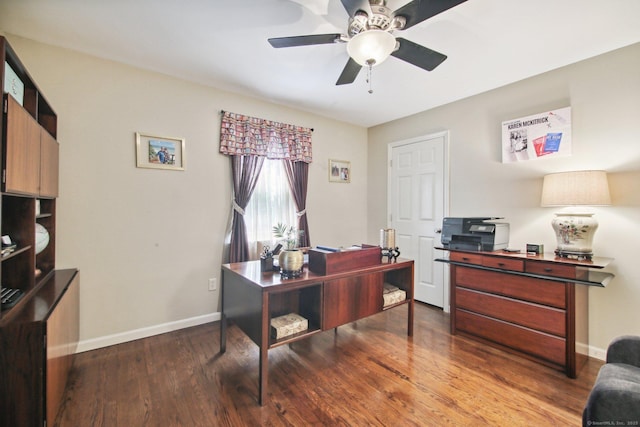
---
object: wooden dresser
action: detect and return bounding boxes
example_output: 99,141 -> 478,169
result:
438,249 -> 613,378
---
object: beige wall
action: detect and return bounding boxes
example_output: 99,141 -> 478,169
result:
5,34 -> 369,350
6,31 -> 640,356
368,42 -> 640,356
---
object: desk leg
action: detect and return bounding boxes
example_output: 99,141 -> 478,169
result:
259,292 -> 269,405
408,263 -> 415,337
219,313 -> 227,354
258,345 -> 268,405
219,270 -> 227,353
408,298 -> 414,337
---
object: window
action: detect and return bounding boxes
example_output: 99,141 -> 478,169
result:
244,159 -> 296,253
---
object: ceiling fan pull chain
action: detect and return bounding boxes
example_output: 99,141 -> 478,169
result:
367,62 -> 374,94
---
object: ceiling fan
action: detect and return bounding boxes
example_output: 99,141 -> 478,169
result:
268,0 -> 468,86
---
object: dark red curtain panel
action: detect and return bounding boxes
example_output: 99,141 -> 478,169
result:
283,160 -> 311,247
228,155 -> 264,263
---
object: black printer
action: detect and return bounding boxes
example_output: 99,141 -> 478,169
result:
441,217 -> 509,252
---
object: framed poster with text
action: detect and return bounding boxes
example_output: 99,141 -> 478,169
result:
501,106 -> 572,163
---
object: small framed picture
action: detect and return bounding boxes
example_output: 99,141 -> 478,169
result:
329,159 -> 351,183
136,132 -> 185,170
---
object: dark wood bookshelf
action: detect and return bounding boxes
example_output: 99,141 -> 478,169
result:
0,35 -> 79,427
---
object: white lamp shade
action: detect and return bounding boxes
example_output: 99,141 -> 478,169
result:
347,30 -> 396,66
541,170 -> 611,207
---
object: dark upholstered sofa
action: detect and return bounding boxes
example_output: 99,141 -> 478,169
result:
583,335 -> 640,426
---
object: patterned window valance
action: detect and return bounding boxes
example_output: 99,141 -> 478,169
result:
219,111 -> 313,163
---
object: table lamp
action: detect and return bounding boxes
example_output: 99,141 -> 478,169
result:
540,170 -> 611,259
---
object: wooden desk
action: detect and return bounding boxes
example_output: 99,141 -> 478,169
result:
437,249 -> 613,378
219,258 -> 414,405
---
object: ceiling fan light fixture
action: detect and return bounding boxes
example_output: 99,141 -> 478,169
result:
347,30 -> 396,67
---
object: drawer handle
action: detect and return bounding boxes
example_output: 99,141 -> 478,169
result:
497,263 -> 505,267
544,268 -> 553,272
462,257 -> 470,261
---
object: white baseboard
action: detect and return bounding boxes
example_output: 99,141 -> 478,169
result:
75,313 -> 610,363
577,342 -> 607,361
75,312 -> 221,354
587,345 -> 607,361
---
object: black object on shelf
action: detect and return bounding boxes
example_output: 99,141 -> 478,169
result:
1,287 -> 24,309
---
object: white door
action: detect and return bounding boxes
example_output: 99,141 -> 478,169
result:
388,133 -> 448,308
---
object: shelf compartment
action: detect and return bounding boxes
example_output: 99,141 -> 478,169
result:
2,195 -> 35,245
383,283 -> 406,309
269,326 -> 322,348
1,245 -> 31,261
383,267 -> 413,295
268,284 -> 322,347
1,195 -> 35,292
382,299 -> 409,311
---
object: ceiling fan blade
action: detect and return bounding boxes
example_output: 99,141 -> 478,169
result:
268,34 -> 342,48
393,0 -> 468,30
340,0 -> 372,18
391,38 -> 447,71
336,57 -> 362,85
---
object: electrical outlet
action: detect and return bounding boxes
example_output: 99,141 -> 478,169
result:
208,278 -> 217,291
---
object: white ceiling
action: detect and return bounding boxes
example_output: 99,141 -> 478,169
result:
1,0 -> 639,127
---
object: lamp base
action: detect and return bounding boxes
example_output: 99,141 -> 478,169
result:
381,247 -> 400,263
554,249 -> 593,261
551,213 -> 598,257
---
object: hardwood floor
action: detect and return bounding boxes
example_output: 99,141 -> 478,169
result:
55,303 -> 601,426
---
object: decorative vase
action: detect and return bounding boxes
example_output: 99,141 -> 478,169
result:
551,213 -> 598,255
35,223 -> 50,255
278,249 -> 304,278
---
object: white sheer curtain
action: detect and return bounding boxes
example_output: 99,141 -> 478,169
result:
244,159 -> 296,258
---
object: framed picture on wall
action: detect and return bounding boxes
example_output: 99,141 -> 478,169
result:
329,159 -> 351,183
501,106 -> 572,163
135,132 -> 185,170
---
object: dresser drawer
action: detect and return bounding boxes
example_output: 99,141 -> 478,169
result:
455,309 -> 566,366
525,261 -> 576,279
482,256 -> 524,272
456,287 -> 566,337
450,252 -> 482,265
455,267 -> 567,309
